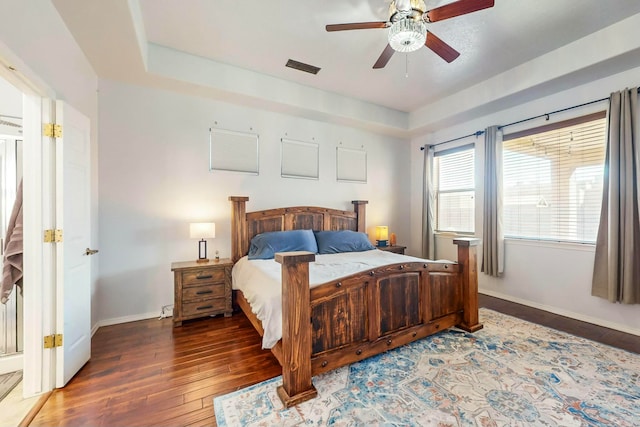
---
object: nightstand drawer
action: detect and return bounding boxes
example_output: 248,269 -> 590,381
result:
182,298 -> 227,317
181,269 -> 225,286
182,283 -> 226,301
172,258 -> 233,326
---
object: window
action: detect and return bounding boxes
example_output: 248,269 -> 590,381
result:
502,112 -> 606,243
434,145 -> 475,233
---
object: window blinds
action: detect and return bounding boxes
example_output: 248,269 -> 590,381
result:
435,147 -> 475,233
502,114 -> 607,243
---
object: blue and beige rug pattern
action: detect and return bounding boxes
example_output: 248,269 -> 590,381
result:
214,309 -> 639,426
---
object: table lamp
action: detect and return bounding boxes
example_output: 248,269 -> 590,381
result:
190,222 -> 215,263
376,225 -> 389,247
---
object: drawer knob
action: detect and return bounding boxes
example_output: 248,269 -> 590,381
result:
196,290 -> 213,295
356,349 -> 362,355
336,282 -> 342,288
196,274 -> 213,280
321,361 -> 328,368
197,305 -> 213,310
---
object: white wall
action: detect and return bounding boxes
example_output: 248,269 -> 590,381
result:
410,66 -> 640,335
0,76 -> 22,117
97,79 -> 411,324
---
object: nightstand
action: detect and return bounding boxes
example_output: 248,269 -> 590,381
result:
171,258 -> 233,327
377,245 -> 406,255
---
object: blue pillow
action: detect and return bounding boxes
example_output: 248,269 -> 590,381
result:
314,230 -> 376,254
248,229 -> 318,260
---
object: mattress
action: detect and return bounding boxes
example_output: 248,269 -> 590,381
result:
232,249 -> 431,348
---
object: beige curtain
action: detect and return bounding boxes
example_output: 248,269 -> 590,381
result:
481,126 -> 504,276
592,87 -> 639,304
422,146 -> 435,259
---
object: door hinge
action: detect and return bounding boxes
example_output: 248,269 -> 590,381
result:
44,229 -> 63,243
44,123 -> 63,138
44,334 -> 63,349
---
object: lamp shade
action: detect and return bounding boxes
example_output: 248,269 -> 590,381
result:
190,222 -> 215,239
376,226 -> 389,241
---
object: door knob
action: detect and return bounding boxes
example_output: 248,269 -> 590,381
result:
84,248 -> 99,256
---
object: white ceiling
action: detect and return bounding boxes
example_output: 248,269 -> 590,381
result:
52,0 -> 640,136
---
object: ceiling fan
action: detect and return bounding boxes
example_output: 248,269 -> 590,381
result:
326,0 -> 495,69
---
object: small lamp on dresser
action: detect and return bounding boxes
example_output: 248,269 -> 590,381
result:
376,225 -> 389,247
189,222 -> 215,263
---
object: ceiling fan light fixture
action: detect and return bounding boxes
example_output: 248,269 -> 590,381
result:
388,19 -> 426,53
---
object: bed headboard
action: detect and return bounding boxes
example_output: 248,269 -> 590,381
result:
229,196 -> 368,263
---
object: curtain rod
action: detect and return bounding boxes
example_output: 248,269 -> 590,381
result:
419,86 -> 640,151
497,97 -> 608,130
420,130 -> 484,151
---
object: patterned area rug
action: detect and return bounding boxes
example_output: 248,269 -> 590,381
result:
0,370 -> 21,403
214,309 -> 640,426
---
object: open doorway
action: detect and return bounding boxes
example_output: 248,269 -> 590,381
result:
0,45 -> 94,406
0,75 -> 23,376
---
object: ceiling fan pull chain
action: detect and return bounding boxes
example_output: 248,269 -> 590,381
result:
405,54 -> 409,78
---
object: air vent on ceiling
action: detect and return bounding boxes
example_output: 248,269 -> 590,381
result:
285,59 -> 321,75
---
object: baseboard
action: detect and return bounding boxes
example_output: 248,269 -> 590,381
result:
0,353 -> 22,374
479,289 -> 640,337
94,311 -> 161,330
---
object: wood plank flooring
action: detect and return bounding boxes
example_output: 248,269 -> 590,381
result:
28,295 -> 639,426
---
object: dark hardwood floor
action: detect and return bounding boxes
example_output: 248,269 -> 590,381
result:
28,295 -> 639,426
478,295 -> 639,353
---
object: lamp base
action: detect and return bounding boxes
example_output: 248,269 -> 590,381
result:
377,240 -> 389,247
197,239 -> 209,263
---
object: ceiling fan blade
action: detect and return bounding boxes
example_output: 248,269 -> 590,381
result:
426,0 -> 494,23
425,31 -> 460,63
326,22 -> 388,32
373,44 -> 395,69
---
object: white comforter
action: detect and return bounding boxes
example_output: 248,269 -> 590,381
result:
232,249 -> 431,349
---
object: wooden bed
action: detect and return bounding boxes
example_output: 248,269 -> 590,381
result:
229,196 -> 482,407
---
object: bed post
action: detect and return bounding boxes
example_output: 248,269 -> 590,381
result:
274,251 -> 318,407
453,237 -> 483,332
229,196 -> 249,263
352,200 -> 368,232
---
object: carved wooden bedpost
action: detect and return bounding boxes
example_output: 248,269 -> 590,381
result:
229,196 -> 249,263
453,237 -> 483,332
274,251 -> 318,407
352,200 -> 368,232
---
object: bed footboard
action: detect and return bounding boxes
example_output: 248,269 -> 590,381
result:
274,238 -> 481,407
454,237 -> 483,333
274,251 -> 318,407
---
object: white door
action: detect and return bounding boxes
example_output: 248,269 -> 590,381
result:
54,100 -> 92,387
